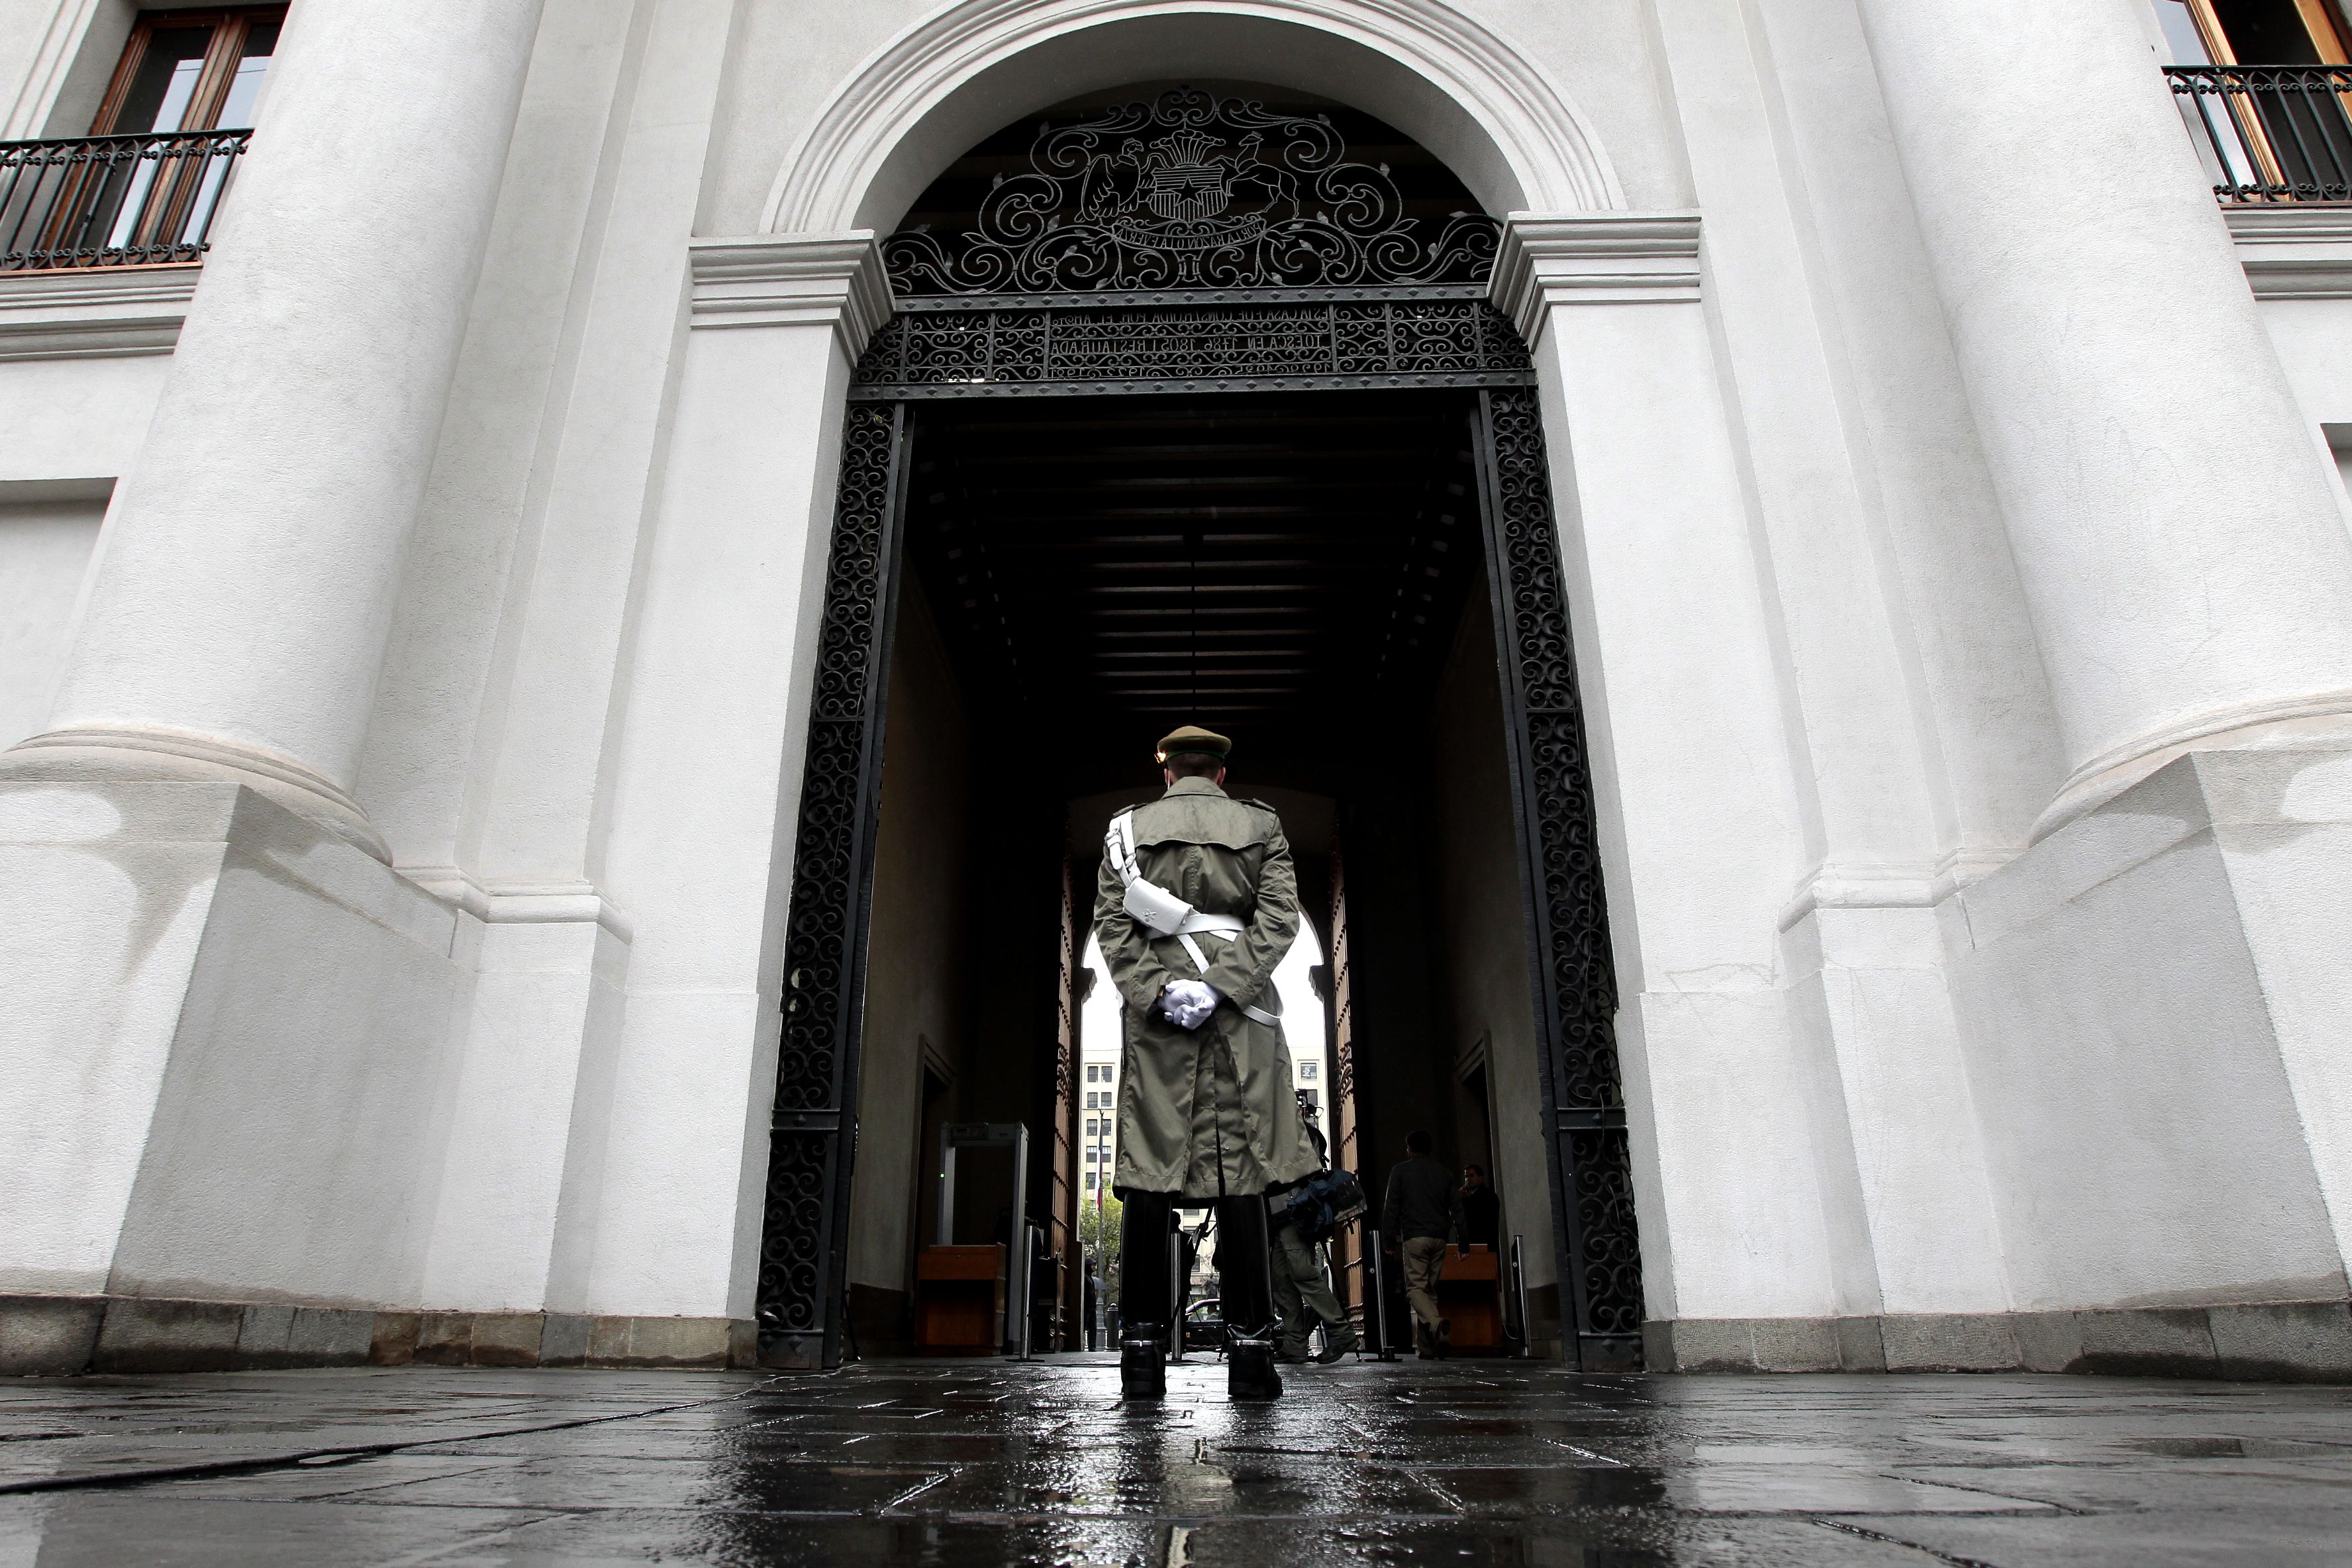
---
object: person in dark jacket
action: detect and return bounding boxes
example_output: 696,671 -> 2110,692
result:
1382,1130 -> 1455,1356
1454,1163 -> 1501,1251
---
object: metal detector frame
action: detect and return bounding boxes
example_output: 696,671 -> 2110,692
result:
936,1121 -> 1032,1360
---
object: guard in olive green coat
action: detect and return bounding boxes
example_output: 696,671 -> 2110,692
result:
1098,724 -> 1312,1402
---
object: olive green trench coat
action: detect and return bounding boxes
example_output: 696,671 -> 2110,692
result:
1095,777 -> 1319,1200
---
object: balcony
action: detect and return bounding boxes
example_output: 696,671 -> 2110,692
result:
1,129 -> 252,271
2169,64 -> 2352,203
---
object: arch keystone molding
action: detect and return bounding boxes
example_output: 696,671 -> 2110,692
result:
762,0 -> 1626,240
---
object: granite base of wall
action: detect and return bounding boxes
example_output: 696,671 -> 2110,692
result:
0,1295 -> 759,1375
1644,1302 -> 2352,1381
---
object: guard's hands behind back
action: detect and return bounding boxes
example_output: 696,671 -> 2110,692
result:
1157,979 -> 1219,1030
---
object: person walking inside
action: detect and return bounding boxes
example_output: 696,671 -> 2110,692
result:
1095,724 -> 1317,1402
1269,1091 -> 1361,1365
1383,1130 -> 1455,1357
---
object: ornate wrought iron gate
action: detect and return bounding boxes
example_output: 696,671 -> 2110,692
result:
1472,389 -> 1641,1368
754,88 -> 1640,1370
756,403 -> 912,1370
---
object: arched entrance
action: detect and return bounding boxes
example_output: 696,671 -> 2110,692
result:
752,83 -> 1638,1372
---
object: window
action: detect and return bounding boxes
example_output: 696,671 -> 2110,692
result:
1085,1173 -> 1098,1192
1297,1060 -> 1318,1081
2156,1 -> 2352,200
1085,1147 -> 1099,1163
1300,1087 -> 1319,1108
1087,1065 -> 1101,1083
94,9 -> 285,135
10,7 -> 281,271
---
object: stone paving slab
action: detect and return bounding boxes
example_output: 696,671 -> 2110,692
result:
1,1357 -> 2349,1563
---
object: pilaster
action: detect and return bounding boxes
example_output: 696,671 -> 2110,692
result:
1491,210 -> 1859,1330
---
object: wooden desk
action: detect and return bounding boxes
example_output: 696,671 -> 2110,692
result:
914,1244 -> 1006,1354
1436,1244 -> 1504,1353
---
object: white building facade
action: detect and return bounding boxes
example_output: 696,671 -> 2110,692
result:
5,0 -> 2352,1378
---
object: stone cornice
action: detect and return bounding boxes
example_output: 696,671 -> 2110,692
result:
1489,212 -> 1702,344
0,264 -> 200,361
687,232 -> 892,359
2224,205 -> 2352,300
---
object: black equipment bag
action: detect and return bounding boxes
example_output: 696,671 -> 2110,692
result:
1268,1167 -> 1367,1243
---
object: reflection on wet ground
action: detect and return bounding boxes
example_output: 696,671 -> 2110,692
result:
3,1356 -> 2350,1563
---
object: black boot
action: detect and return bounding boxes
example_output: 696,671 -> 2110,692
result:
1227,1326 -> 1283,1400
1121,1325 -> 1167,1399
1117,1192 -> 1178,1402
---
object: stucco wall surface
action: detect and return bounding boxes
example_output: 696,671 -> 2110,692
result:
0,782 -> 468,1306
1945,750 -> 2352,1311
0,496 -> 99,751
0,358 -> 166,489
108,790 -> 470,1307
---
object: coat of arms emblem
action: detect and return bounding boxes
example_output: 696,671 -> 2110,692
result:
883,87 -> 1500,295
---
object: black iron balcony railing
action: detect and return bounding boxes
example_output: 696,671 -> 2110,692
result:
2168,64 -> 2352,203
1,128 -> 252,271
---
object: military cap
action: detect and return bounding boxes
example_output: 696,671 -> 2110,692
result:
1155,724 -> 1232,763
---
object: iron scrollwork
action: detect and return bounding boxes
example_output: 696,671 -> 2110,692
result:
851,297 -> 1532,400
885,87 -> 1500,297
757,402 -> 908,1368
1475,387 -> 1643,1361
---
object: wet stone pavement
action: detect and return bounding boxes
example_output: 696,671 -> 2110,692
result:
3,1358 -> 2350,1565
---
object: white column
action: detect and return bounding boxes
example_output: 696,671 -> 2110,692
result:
3,0 -> 549,856
1852,0 -> 2352,831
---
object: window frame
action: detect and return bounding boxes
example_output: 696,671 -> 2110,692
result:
89,6 -> 289,136
2176,0 -> 2351,66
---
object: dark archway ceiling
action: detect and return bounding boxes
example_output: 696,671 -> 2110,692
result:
902,388 -> 1487,800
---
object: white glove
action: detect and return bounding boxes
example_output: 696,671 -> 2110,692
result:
1157,979 -> 1220,1030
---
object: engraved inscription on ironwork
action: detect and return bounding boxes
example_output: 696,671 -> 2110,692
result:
884,87 -> 1500,296
852,299 -> 1530,398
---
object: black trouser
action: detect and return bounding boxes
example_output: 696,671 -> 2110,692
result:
1119,1192 -> 1276,1336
